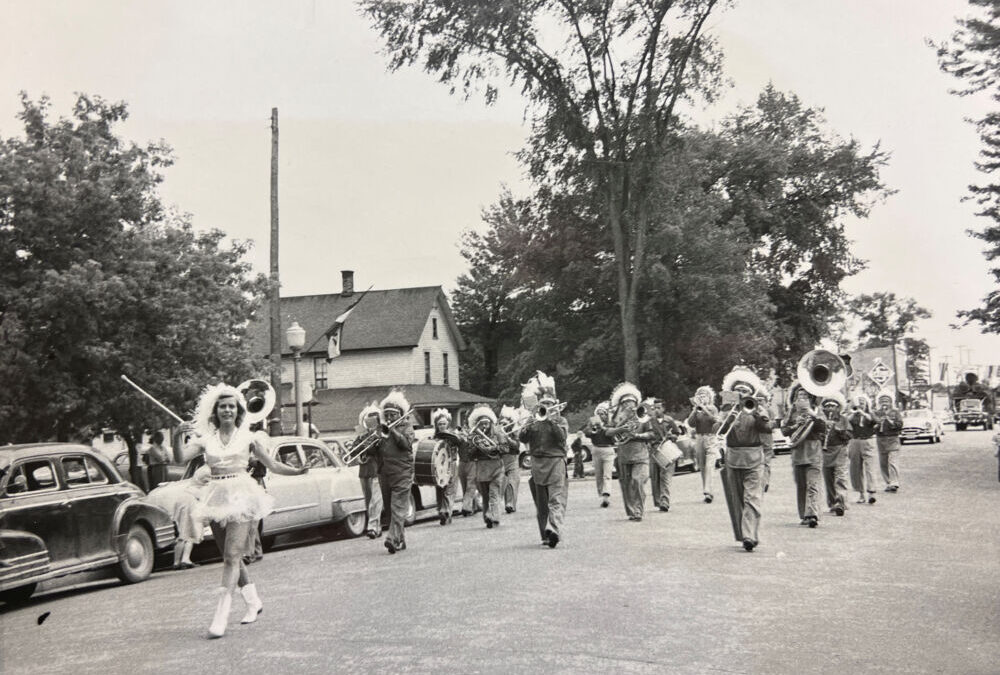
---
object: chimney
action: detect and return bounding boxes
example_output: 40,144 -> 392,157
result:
341,270 -> 354,297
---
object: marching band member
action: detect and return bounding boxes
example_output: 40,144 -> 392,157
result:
585,401 -> 616,508
469,404 -> 518,528
458,430 -> 483,518
687,385 -> 720,503
782,384 -> 827,528
847,394 -> 879,504
188,384 -> 306,638
716,369 -> 769,551
376,389 -> 415,554
820,394 -> 854,517
647,398 -> 682,513
351,402 -> 385,538
605,382 -> 655,522
432,408 -> 462,526
873,394 -> 904,492
518,372 -> 569,548
499,405 -> 524,513
755,388 -> 775,493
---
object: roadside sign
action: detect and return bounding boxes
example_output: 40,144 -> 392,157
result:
868,361 -> 893,387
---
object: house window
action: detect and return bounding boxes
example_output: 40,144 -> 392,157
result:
443,353 -> 449,385
432,318 -> 438,339
424,351 -> 431,384
313,358 -> 328,390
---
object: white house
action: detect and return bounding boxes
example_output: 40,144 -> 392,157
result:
249,271 -> 493,434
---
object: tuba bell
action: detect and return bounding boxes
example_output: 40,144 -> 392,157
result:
795,350 -> 848,399
237,379 -> 277,426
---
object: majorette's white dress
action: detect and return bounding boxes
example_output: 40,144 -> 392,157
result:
194,427 -> 274,525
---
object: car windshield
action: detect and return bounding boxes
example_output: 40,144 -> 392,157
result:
959,400 -> 983,411
906,409 -> 932,419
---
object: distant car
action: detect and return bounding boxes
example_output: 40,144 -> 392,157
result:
771,427 -> 791,455
934,410 -> 955,428
900,409 -> 944,444
145,436 -> 368,549
0,443 -> 176,605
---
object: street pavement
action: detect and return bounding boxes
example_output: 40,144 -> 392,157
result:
1,429 -> 998,674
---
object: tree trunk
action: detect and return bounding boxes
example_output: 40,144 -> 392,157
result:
606,175 -> 640,383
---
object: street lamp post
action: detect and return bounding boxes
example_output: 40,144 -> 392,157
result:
286,321 -> 306,437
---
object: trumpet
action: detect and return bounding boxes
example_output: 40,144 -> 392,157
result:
536,401 -> 567,421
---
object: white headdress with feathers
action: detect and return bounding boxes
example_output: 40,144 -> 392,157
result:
193,383 -> 248,439
594,400 -> 611,416
610,382 -> 642,409
498,405 -> 518,421
468,404 -> 497,428
695,385 -> 715,401
379,388 -> 410,415
721,367 -> 762,395
431,408 -> 452,426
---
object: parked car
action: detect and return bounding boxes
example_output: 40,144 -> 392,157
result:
900,408 -> 945,444
144,436 -> 368,549
0,443 -> 176,605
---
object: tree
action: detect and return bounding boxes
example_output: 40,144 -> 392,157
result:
0,94 -> 269,482
847,292 -> 931,348
935,1 -> 1000,330
451,88 -> 890,405
362,0 -> 727,382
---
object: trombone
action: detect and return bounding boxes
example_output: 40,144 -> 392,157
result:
343,410 -> 411,465
536,401 -> 567,421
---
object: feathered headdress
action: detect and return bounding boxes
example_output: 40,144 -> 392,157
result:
721,367 -> 762,395
522,370 -> 557,408
358,401 -> 381,427
498,405 -> 518,422
193,383 -> 248,439
379,388 -> 410,415
468,404 -> 497,428
610,382 -> 642,409
431,407 -> 452,426
694,385 -> 715,401
754,385 -> 771,402
822,393 -> 847,410
594,400 -> 611,416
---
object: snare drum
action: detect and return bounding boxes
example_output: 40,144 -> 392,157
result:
414,439 -> 454,488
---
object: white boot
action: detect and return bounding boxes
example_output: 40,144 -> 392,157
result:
240,583 -> 263,624
207,588 -> 232,639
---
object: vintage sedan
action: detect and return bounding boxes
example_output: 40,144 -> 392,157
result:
0,444 -> 176,605
900,408 -> 945,444
145,436 -> 367,548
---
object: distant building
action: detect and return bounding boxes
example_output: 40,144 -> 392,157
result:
249,271 -> 493,436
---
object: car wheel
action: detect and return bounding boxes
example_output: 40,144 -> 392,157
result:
338,511 -> 366,538
404,491 -> 417,526
519,453 -> 532,470
0,583 -> 37,605
116,525 -> 154,584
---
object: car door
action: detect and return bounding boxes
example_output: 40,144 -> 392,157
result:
300,442 -> 336,521
60,454 -> 128,563
0,458 -> 79,568
262,442 -> 323,533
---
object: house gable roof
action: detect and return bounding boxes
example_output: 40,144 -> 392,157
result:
250,286 -> 466,356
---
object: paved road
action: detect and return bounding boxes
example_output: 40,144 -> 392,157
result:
2,429 -> 998,674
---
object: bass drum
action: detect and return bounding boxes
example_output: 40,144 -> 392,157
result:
414,439 -> 454,488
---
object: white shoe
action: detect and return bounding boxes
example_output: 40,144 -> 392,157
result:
240,583 -> 263,624
208,588 -> 232,639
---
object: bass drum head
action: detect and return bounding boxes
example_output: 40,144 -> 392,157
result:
414,439 -> 454,488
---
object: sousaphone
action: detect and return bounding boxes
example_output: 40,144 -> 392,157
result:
238,379 -> 277,426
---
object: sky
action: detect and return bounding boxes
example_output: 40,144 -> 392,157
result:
2,0 -> 998,382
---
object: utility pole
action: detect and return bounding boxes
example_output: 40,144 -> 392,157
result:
268,108 -> 283,435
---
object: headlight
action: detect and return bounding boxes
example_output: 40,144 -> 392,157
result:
924,422 -> 932,430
